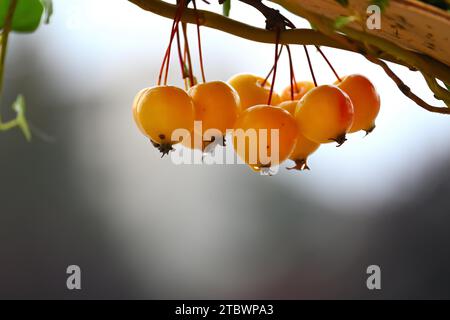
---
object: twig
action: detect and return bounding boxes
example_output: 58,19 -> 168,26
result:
367,56 -> 450,114
422,74 -> 450,107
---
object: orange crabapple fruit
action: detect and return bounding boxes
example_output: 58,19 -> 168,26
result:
280,81 -> 315,102
184,81 -> 241,150
295,85 -> 354,145
336,74 -> 380,134
133,88 -> 147,134
232,105 -> 298,172
278,100 -> 320,171
132,85 -> 195,156
228,73 -> 281,110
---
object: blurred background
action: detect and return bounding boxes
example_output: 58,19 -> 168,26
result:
0,0 -> 449,299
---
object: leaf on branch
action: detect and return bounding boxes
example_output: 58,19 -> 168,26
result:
371,0 -> 390,12
334,15 -> 358,29
40,0 -> 53,24
334,0 -> 349,7
0,0 -> 44,33
12,94 -> 32,141
222,0 -> 231,17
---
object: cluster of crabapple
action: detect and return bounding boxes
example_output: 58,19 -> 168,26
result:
133,71 -> 380,172
235,72 -> 380,171
132,1 -> 380,173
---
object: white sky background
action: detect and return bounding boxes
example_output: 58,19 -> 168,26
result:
24,0 -> 450,212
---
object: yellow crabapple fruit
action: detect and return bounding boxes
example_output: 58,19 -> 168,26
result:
280,81 -> 315,102
185,81 -> 240,150
279,100 -> 320,170
336,74 -> 380,134
133,85 -> 195,155
228,73 -> 281,110
233,105 -> 298,172
295,85 -> 354,145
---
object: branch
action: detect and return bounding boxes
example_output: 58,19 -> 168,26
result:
237,0 -> 295,30
129,0 -> 450,114
130,0 -> 450,83
367,56 -> 450,114
422,74 -> 450,106
129,0 -> 351,47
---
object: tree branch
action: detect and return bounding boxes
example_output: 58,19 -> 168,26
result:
129,0 -> 450,82
129,0 -> 349,47
367,56 -> 450,114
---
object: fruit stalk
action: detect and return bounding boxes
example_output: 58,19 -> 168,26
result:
192,0 -> 206,83
315,45 -> 341,82
158,1 -> 184,85
285,45 -> 298,100
163,0 -> 187,85
175,24 -> 189,90
181,22 -> 195,87
303,46 -> 317,87
262,45 -> 283,87
267,30 -> 280,105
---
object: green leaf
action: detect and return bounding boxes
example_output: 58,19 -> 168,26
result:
12,94 -> 31,141
371,0 -> 390,12
334,15 -> 358,29
40,0 -> 53,24
222,0 -> 231,17
445,83 -> 450,91
0,0 -> 44,33
335,0 -> 349,7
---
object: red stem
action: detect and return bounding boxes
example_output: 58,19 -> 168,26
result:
182,22 -> 195,87
158,1 -> 185,86
158,19 -> 178,85
303,45 -> 317,87
176,24 -> 186,80
192,0 -> 206,83
315,45 -> 341,82
268,31 -> 281,105
262,45 -> 283,87
286,45 -> 298,100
